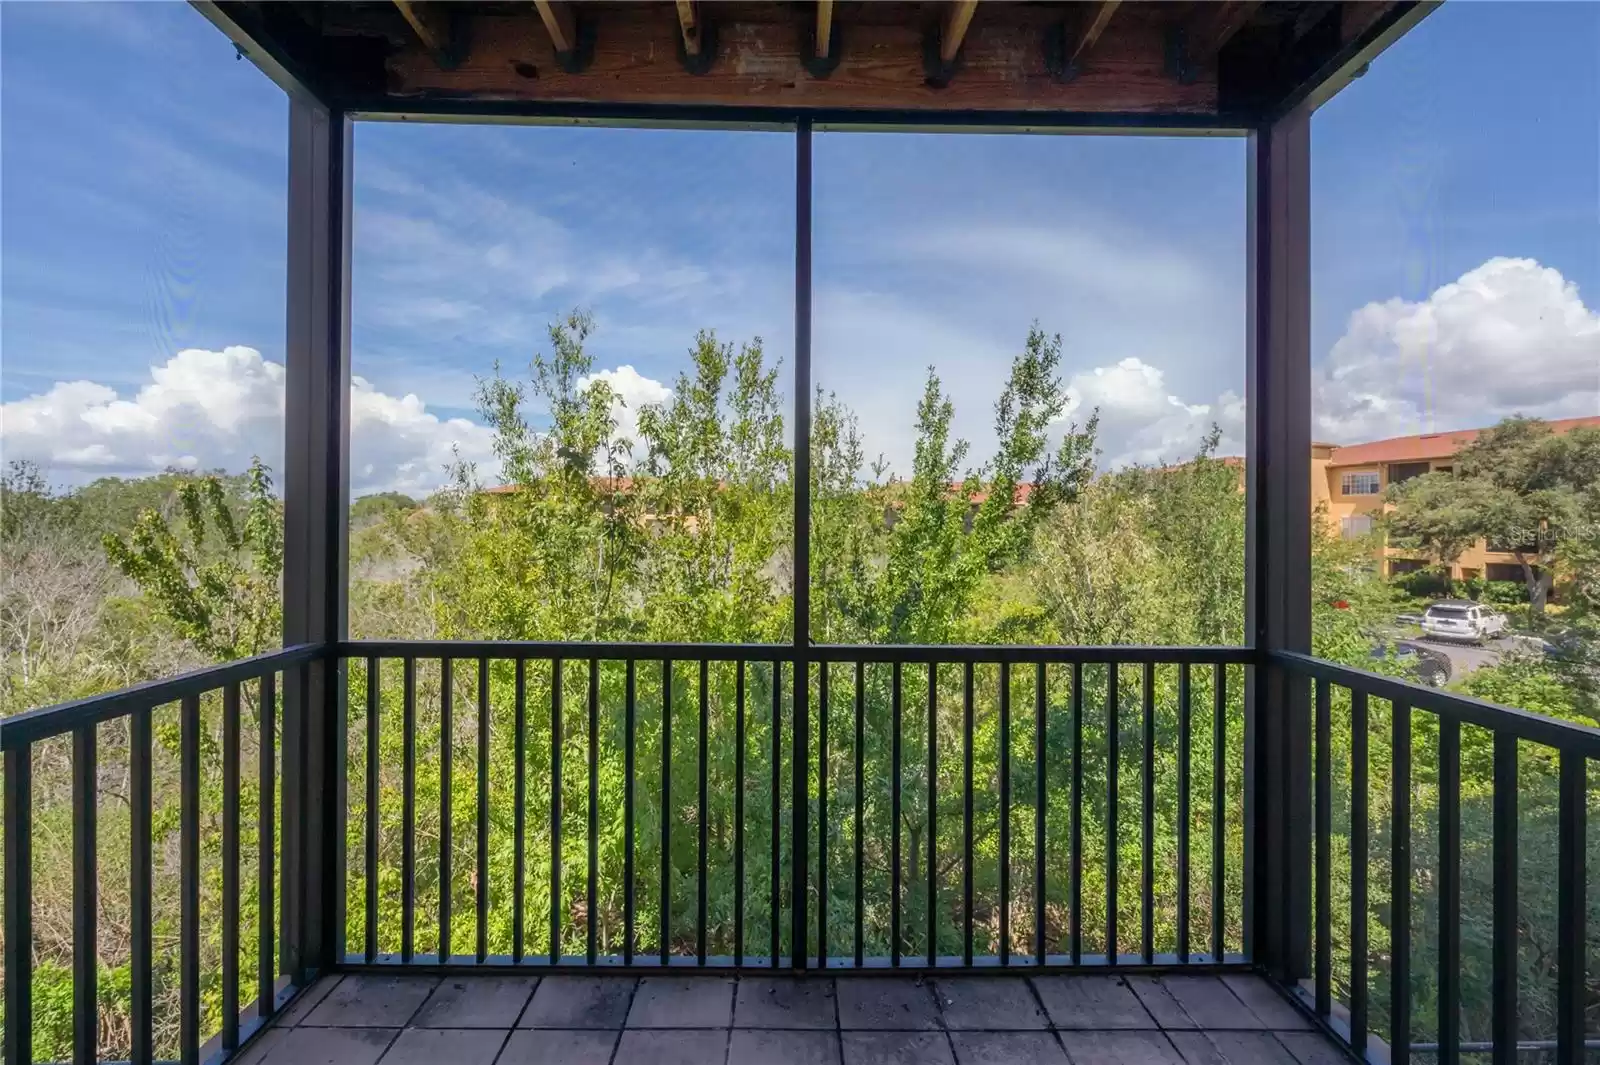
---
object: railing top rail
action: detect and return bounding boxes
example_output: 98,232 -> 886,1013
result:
339,639 -> 1256,666
1274,649 -> 1600,758
0,643 -> 326,751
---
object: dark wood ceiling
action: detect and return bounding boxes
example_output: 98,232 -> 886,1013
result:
199,1 -> 1434,126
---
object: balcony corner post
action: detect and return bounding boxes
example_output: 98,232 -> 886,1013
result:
790,115 -> 814,970
1245,104 -> 1313,982
282,95 -> 353,984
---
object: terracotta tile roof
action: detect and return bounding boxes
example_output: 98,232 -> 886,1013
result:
1325,415 -> 1600,468
963,482 -> 1037,506
481,476 -> 651,495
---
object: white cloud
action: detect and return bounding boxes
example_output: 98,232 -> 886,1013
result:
811,210 -> 1244,478
1315,257 -> 1600,442
2,347 -> 497,497
1062,357 -> 1244,468
578,365 -> 674,451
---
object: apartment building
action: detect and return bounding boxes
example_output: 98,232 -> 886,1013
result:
1315,415 -> 1600,580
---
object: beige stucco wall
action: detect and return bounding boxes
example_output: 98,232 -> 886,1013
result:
1314,455 -> 1526,580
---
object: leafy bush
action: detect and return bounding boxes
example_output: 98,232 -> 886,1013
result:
1392,565 -> 1454,599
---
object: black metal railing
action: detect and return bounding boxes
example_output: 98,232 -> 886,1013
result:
1276,651 -> 1597,1065
336,642 -> 1253,972
2,644 -> 326,1065
5,640 -> 1594,1064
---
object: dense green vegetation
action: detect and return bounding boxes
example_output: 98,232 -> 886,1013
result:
2,316 -> 1596,1061
1385,416 -> 1600,613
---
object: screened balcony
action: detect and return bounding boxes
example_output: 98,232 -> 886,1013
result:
2,3 -> 1595,1065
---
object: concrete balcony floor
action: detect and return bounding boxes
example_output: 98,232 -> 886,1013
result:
233,970 -> 1347,1065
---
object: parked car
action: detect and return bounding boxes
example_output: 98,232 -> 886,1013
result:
1421,600 -> 1507,644
1369,639 -> 1452,687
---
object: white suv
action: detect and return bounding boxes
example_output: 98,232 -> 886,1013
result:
1421,601 -> 1508,644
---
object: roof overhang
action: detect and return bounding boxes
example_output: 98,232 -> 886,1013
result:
194,1 -> 1437,131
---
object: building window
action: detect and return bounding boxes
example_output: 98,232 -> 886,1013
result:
1389,558 -> 1426,575
1388,461 -> 1430,484
1341,514 -> 1375,538
1341,471 -> 1381,496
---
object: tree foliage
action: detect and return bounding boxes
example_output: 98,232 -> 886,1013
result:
1386,417 -> 1600,613
102,458 -> 282,661
4,317 -> 1597,1060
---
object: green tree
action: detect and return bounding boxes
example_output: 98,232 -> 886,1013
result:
102,457 -> 283,660
1386,417 -> 1600,614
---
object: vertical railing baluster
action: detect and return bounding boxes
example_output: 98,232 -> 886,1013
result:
771,661 -> 782,967
891,660 -> 902,967
402,658 -> 416,962
1034,662 -> 1046,967
440,658 -> 453,961
1000,660 -> 1011,966
132,709 -> 153,1063
180,692 -> 201,1065
73,723 -> 98,1065
855,660 -> 864,968
590,658 -> 601,966
259,672 -> 277,1009
552,658 -> 564,964
1391,700 -> 1411,1065
734,661 -> 745,966
1438,718 -> 1461,1065
286,666 -> 309,987
963,661 -> 975,967
1314,678 -> 1331,1019
1069,662 -> 1083,965
1211,663 -> 1226,962
514,658 -> 527,963
333,660 -> 349,969
1491,732 -> 1517,1065
624,659 -> 636,965
365,658 -> 380,963
222,683 -> 241,1049
662,658 -> 672,966
1350,688 -> 1369,1053
1140,661 -> 1153,965
479,657 -> 491,964
818,660 -> 829,968
1177,663 -> 1191,963
1106,662 -> 1119,964
1555,749 -> 1586,1065
5,744 -> 34,1065
928,663 -> 940,969
697,658 -> 708,965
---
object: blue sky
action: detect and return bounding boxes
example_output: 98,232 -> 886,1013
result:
3,1 -> 1596,494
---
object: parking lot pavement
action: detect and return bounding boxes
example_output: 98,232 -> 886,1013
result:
1414,635 -> 1529,679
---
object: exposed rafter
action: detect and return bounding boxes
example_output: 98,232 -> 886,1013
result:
1291,1 -> 1339,42
815,0 -> 834,60
940,0 -> 980,63
533,0 -> 576,54
676,0 -> 701,56
1066,1 -> 1121,66
393,0 -> 448,55
1199,0 -> 1264,53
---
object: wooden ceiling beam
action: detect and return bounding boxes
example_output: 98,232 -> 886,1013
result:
378,4 -> 1218,115
940,0 -> 980,63
1291,1 -> 1338,42
533,0 -> 576,54
1065,1 -> 1120,67
393,0 -> 449,55
676,0 -> 701,56
393,0 -> 464,67
1198,0 -> 1264,54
